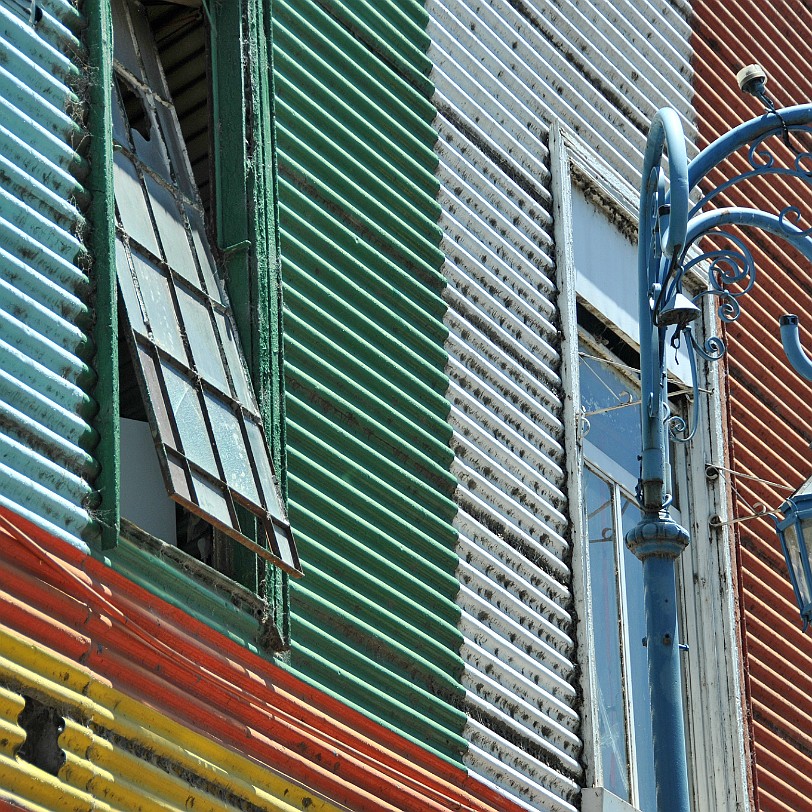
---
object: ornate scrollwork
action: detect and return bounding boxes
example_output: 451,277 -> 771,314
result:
656,117 -> 812,447
778,205 -> 812,236
689,123 -> 812,216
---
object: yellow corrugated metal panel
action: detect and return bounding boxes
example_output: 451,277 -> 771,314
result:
0,623 -> 346,812
0,685 -> 26,756
0,752 -> 112,812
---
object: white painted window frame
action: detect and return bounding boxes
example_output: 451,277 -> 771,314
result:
550,122 -> 753,812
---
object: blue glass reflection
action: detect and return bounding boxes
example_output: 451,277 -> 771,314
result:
580,353 -> 640,480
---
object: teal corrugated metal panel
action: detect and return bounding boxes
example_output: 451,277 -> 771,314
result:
0,3 -> 80,79
0,0 -> 98,549
279,0 -> 462,760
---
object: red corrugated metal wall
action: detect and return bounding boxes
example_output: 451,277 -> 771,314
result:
693,4 -> 812,809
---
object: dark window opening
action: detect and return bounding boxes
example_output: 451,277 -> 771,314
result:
17,697 -> 66,777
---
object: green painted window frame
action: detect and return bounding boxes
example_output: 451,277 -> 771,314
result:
87,0 -> 291,646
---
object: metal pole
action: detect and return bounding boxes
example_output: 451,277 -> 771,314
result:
627,108 -> 691,812
626,99 -> 812,812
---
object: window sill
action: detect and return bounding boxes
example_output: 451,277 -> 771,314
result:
98,518 -> 286,655
581,788 -> 641,812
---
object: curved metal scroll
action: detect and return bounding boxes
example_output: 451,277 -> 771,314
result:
651,106 -> 812,444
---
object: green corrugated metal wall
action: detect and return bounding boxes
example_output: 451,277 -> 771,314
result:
0,0 -> 99,549
274,0 -> 466,761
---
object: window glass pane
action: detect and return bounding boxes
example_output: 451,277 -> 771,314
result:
204,392 -> 260,504
186,207 -> 221,298
129,252 -> 185,358
116,239 -> 146,335
621,495 -> 656,812
245,417 -> 283,517
136,342 -> 176,451
191,471 -> 233,527
165,450 -> 191,502
270,521 -> 299,573
111,81 -> 132,149
584,467 -> 630,802
113,153 -> 160,256
110,0 -> 141,80
112,0 -> 301,575
161,362 -> 217,472
126,0 -> 170,97
154,103 -> 196,199
144,176 -> 198,281
214,310 -> 254,407
580,352 -> 640,480
175,285 -> 229,391
785,524 -> 812,606
131,106 -> 172,181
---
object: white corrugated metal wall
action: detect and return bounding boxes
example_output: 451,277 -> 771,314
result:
428,0 -> 699,808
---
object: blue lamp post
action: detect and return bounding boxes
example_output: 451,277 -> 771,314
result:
629,70 -> 812,812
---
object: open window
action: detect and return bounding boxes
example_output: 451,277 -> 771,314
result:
570,184 -> 691,812
111,0 -> 301,580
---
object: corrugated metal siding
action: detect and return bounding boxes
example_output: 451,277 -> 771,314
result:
0,508 -> 533,812
0,604 -> 340,810
274,0 -> 467,761
692,2 -> 812,810
0,0 -> 98,549
426,0 -> 694,808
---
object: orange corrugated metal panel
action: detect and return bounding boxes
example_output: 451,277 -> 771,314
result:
0,507 -> 525,812
694,1 -> 812,808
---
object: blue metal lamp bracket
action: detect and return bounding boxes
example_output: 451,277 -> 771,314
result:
658,106 -> 812,423
626,101 -> 812,812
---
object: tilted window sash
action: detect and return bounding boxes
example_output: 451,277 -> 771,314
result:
111,0 -> 301,576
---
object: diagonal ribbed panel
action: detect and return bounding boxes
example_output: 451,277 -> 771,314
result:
0,0 -> 99,550
428,5 -> 579,808
692,3 -> 812,809
274,0 -> 467,761
0,624 -> 345,812
427,0 -> 696,188
427,0 -> 696,807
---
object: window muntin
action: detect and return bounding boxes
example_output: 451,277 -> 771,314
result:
111,0 -> 300,576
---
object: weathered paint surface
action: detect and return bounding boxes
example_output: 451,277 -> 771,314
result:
425,0 -> 695,807
0,507 -> 529,812
0,0 -> 98,549
693,3 -> 812,810
274,0 -> 468,762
